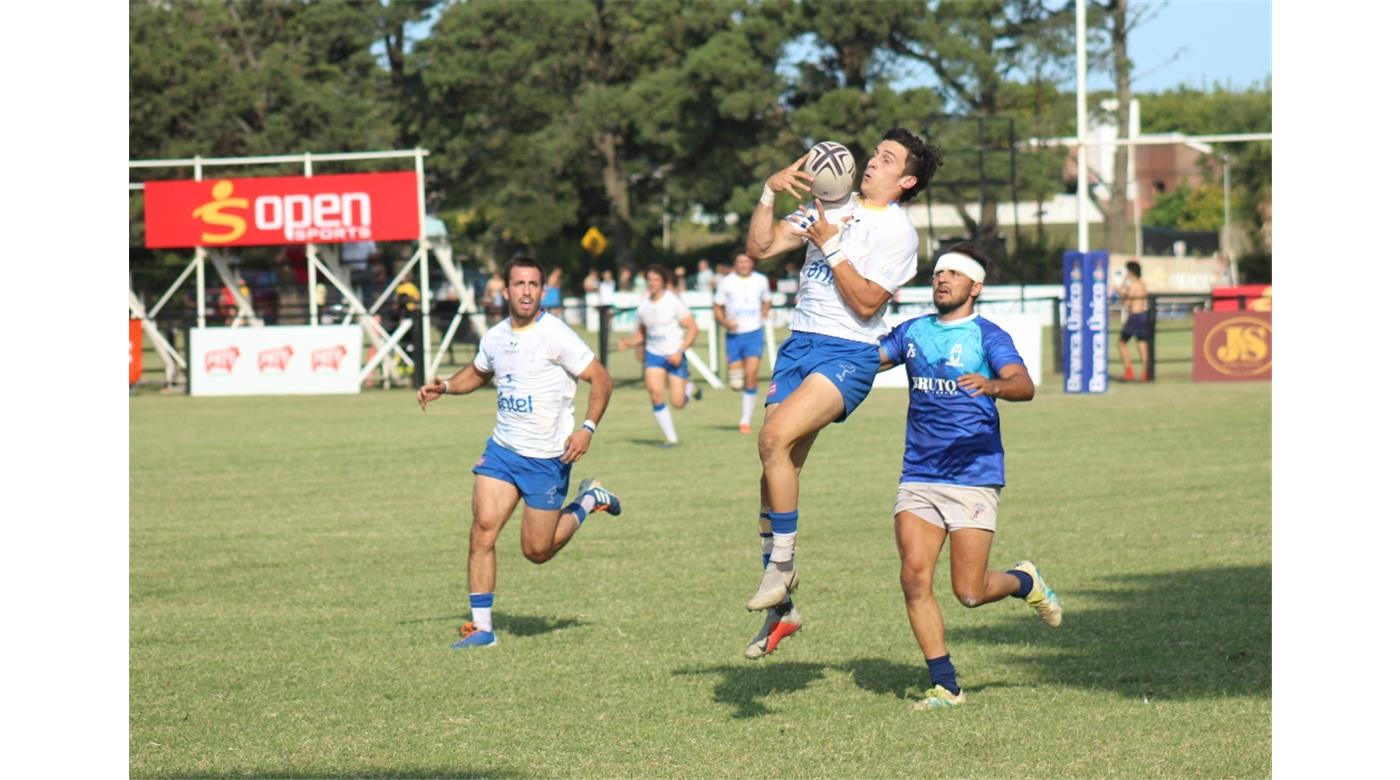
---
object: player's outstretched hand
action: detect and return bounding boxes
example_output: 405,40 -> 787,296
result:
766,152 -> 814,200
561,428 -> 592,464
418,378 -> 447,411
791,200 -> 850,245
956,373 -> 994,398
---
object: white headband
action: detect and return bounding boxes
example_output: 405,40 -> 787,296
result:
934,252 -> 985,283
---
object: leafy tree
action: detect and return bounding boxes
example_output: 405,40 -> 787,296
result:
1142,182 -> 1224,231
414,0 -> 786,274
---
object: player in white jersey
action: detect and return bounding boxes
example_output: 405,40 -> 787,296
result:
417,256 -> 621,649
616,265 -> 699,447
712,252 -> 772,433
738,128 -> 943,659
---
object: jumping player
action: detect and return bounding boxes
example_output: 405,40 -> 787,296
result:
876,243 -> 1062,707
616,265 -> 699,447
712,252 -> 772,434
417,255 -> 622,649
740,128 -> 941,659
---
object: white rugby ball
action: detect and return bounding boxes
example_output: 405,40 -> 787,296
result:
802,141 -> 855,203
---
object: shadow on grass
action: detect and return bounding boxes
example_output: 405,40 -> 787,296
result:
624,438 -> 676,449
149,770 -> 524,779
491,612 -> 584,638
673,661 -> 829,718
954,564 -> 1271,700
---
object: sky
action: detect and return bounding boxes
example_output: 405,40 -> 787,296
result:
1105,0 -> 1271,92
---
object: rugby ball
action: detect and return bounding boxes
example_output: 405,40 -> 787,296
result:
803,141 -> 856,203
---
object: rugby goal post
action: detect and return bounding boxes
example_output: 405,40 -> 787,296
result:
129,149 -> 481,390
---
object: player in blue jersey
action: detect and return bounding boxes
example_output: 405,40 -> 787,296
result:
740,128 -> 941,659
876,242 -> 1063,707
417,256 -> 622,649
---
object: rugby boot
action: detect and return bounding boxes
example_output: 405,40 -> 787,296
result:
744,603 -> 803,659
746,559 -> 798,611
1013,560 -> 1063,628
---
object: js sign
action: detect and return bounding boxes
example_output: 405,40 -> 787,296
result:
1193,311 -> 1272,381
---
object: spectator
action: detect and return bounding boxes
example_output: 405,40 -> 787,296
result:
673,265 -> 689,292
599,270 -> 617,305
484,272 -> 506,325
695,258 -> 715,293
543,268 -> 565,317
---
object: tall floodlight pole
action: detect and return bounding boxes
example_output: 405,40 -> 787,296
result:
1076,0 -> 1089,251
1224,154 -> 1235,282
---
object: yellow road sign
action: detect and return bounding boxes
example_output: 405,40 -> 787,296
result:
581,226 -> 607,257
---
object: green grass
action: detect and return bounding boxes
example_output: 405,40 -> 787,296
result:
130,349 -> 1271,778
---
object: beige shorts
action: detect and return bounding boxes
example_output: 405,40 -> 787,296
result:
894,483 -> 1001,532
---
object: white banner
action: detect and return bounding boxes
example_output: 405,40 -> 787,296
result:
873,311 -> 1044,390
190,325 -> 362,396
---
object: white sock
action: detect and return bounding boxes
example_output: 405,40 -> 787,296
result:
741,389 -> 757,425
469,593 -> 494,632
653,404 -> 679,443
770,533 -> 796,563
686,381 -> 696,401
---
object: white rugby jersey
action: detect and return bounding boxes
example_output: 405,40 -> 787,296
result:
473,313 -> 596,459
788,195 -> 918,344
714,271 -> 771,335
637,290 -> 692,356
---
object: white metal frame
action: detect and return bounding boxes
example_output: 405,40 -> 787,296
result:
128,149 -> 477,388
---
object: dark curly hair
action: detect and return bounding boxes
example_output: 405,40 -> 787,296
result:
882,127 -> 944,203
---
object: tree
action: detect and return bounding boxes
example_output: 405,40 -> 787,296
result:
888,0 -> 1075,265
414,0 -> 787,273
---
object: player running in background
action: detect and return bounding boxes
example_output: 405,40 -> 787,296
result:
417,255 -> 622,649
740,128 -> 940,659
616,265 -> 699,447
876,243 -> 1062,707
712,251 -> 772,434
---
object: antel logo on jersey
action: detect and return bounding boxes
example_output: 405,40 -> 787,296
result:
311,345 -> 349,373
258,346 -> 295,374
204,346 -> 241,374
498,394 -> 535,413
1203,316 -> 1272,376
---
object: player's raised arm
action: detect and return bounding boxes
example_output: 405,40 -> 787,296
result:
418,363 -> 493,411
561,359 -> 613,464
746,153 -> 812,260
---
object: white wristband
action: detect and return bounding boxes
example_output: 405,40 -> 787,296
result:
759,185 -> 775,207
582,419 -> 597,433
439,379 -> 450,395
821,236 -> 847,265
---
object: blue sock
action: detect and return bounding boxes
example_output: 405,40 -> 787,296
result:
926,654 -> 959,694
564,501 -> 588,525
759,511 -> 772,567
768,510 -> 798,536
1008,569 -> 1033,599
652,402 -> 666,412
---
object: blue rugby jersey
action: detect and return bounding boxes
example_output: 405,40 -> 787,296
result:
878,314 -> 1025,487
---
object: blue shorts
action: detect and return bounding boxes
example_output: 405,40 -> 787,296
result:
644,350 -> 690,379
471,437 -> 572,510
726,329 -> 765,362
1121,312 -> 1153,341
765,331 -> 880,422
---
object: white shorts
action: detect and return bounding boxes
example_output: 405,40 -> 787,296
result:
894,482 -> 1001,532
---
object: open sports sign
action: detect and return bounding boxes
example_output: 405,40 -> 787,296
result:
144,171 -> 420,248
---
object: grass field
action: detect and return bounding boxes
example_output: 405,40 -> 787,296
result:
130,341 -> 1271,778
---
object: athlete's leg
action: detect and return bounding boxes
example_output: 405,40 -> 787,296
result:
519,505 -> 580,564
643,367 -> 668,406
666,371 -> 688,408
645,367 -> 679,443
758,374 -> 844,512
743,355 -> 761,391
468,474 -> 522,595
946,528 -> 1022,608
1136,337 -> 1150,380
896,510 -> 950,659
1118,335 -> 1136,380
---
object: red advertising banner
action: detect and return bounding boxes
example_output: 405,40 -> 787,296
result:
144,171 -> 421,248
1192,311 -> 1272,382
129,319 -> 143,386
1212,284 -> 1273,312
